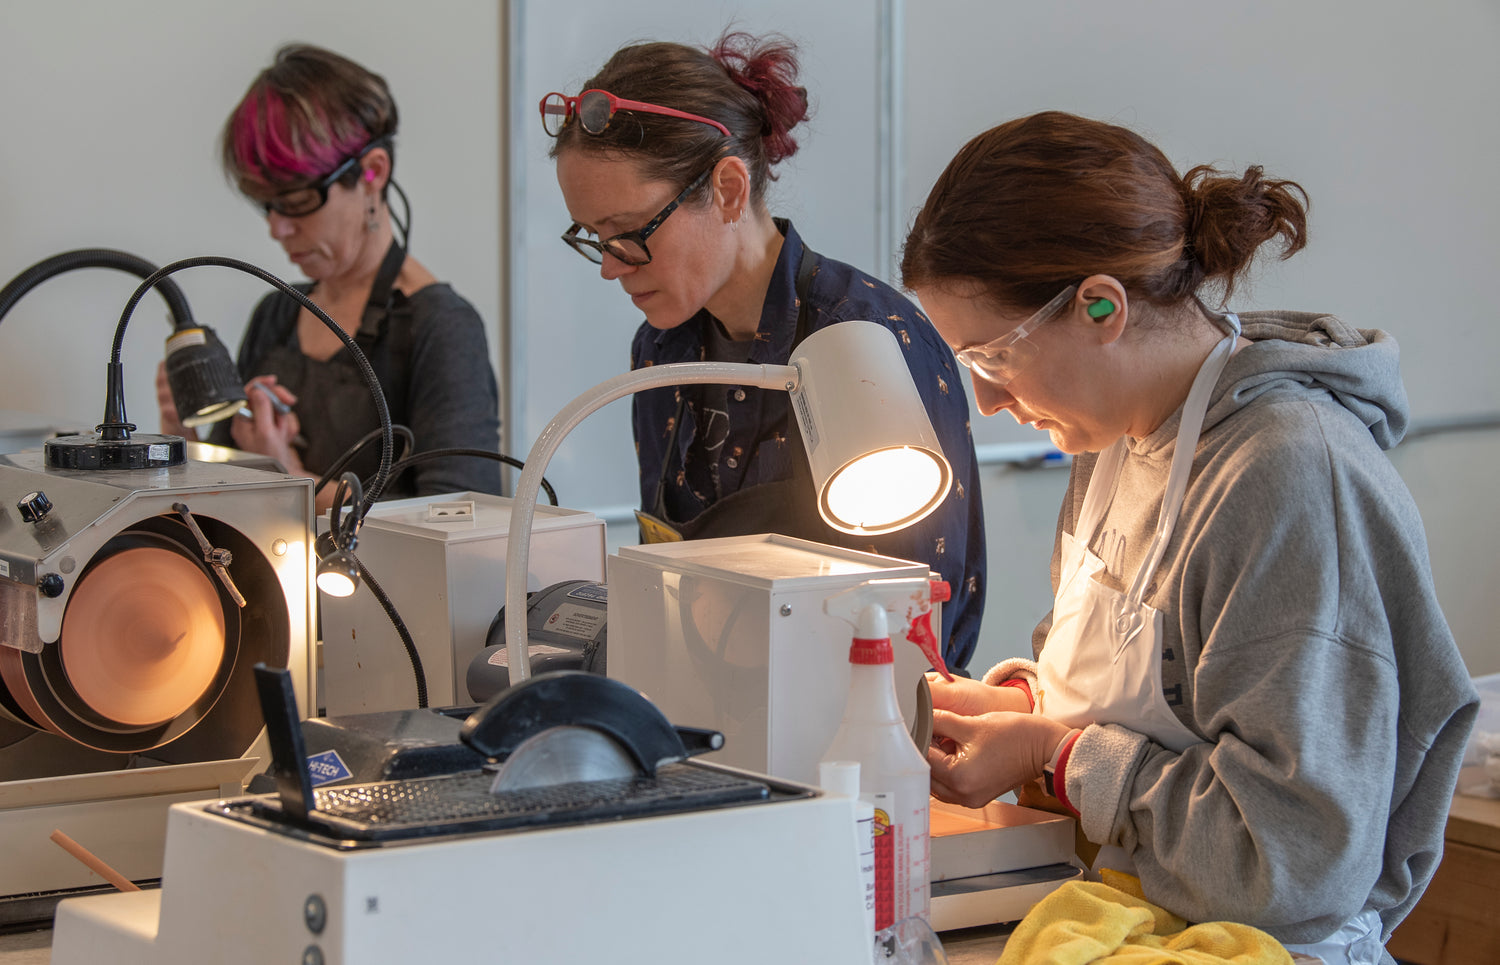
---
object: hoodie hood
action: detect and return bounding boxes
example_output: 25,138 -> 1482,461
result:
1203,311 -> 1409,450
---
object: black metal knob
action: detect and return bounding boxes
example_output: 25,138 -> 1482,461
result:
38,573 -> 64,598
17,491 -> 52,523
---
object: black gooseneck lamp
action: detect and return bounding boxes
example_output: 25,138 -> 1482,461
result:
0,248 -> 248,449
40,254 -> 396,493
0,250 -> 395,581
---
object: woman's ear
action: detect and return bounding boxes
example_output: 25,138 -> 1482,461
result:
1078,274 -> 1128,344
361,147 -> 392,193
711,155 -> 751,224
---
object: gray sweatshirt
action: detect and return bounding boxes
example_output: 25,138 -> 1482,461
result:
1018,311 -> 1477,949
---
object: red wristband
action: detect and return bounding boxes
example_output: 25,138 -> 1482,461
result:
998,678 -> 1034,712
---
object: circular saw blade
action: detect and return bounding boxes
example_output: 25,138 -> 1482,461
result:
489,724 -> 642,794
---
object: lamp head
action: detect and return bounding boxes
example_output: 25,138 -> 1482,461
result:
314,530 -> 361,598
788,321 -> 952,535
164,326 -> 246,428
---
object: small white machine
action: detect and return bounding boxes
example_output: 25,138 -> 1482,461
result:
50,670 -> 872,965
318,491 -> 605,714
607,533 -> 1081,930
0,448 -> 314,919
608,534 -> 934,785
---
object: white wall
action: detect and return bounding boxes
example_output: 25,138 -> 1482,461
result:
0,0 -> 500,435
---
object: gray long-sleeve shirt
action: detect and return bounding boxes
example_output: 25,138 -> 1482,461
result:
211,279 -> 502,500
1022,311 -> 1476,951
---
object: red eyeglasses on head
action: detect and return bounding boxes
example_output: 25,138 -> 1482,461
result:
539,89 -> 730,139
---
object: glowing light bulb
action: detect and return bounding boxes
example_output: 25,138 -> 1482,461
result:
315,550 -> 360,598
823,447 -> 946,533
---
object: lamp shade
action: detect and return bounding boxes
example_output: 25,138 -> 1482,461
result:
315,548 -> 360,598
164,326 -> 246,428
788,321 -> 952,535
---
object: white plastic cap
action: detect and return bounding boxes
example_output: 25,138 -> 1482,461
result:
819,759 -> 862,797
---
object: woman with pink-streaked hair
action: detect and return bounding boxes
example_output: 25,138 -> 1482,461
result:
157,43 -> 501,511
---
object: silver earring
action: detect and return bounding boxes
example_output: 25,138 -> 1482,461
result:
366,204 -> 379,233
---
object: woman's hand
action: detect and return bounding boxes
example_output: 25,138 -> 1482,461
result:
154,361 -> 198,440
927,710 -> 1073,809
229,377 -> 303,472
927,673 -> 1031,717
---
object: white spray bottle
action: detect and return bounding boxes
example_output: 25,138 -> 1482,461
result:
819,576 -> 953,933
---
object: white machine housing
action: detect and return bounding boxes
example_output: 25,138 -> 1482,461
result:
51,770 -> 872,965
319,491 -> 605,714
607,534 -> 933,786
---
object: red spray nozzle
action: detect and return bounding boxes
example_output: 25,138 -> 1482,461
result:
824,578 -> 952,681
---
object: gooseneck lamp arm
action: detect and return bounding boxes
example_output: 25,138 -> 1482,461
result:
0,248 -> 197,332
503,361 -> 800,686
108,256 -> 396,501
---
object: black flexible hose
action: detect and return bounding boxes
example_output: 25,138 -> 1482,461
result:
316,425 -> 417,495
0,248 -> 195,331
388,177 -> 412,250
370,448 -> 560,507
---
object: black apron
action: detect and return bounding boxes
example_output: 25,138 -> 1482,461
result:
249,241 -> 407,490
634,247 -> 848,545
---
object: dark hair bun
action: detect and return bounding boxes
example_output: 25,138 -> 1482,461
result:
710,31 -> 809,165
1184,164 -> 1309,291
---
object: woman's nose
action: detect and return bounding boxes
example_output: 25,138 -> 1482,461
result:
598,252 -> 635,281
971,375 -> 1016,417
266,212 -> 296,240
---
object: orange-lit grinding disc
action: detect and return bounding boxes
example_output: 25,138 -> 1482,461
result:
59,546 -> 226,727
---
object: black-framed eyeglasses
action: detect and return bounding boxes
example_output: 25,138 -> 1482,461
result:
258,136 -> 391,218
561,165 -> 714,267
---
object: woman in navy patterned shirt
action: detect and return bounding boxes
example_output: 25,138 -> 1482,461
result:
540,31 -> 987,669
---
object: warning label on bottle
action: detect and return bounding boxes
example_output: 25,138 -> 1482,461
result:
871,792 -> 895,931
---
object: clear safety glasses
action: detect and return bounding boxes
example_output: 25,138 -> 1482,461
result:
561,165 -> 714,267
954,285 -> 1078,386
539,89 -> 731,138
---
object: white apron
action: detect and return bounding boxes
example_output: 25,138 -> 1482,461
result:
1032,313 -> 1384,965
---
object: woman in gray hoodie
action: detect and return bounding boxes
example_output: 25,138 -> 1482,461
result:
903,111 -> 1477,964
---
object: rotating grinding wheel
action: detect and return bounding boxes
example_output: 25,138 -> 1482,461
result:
0,528 -> 241,751
60,544 -> 226,727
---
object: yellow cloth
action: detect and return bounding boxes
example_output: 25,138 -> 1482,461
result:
997,877 -> 1293,965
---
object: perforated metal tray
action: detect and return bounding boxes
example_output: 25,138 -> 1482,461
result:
218,761 -> 796,847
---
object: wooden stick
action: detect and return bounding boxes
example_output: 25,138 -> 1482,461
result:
49,829 -> 141,892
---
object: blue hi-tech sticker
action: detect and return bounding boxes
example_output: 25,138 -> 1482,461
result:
567,583 -> 608,603
306,749 -> 353,788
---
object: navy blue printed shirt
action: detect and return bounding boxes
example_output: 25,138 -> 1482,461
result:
630,221 -> 986,669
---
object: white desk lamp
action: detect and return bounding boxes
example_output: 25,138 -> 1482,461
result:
503,320 -> 952,685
